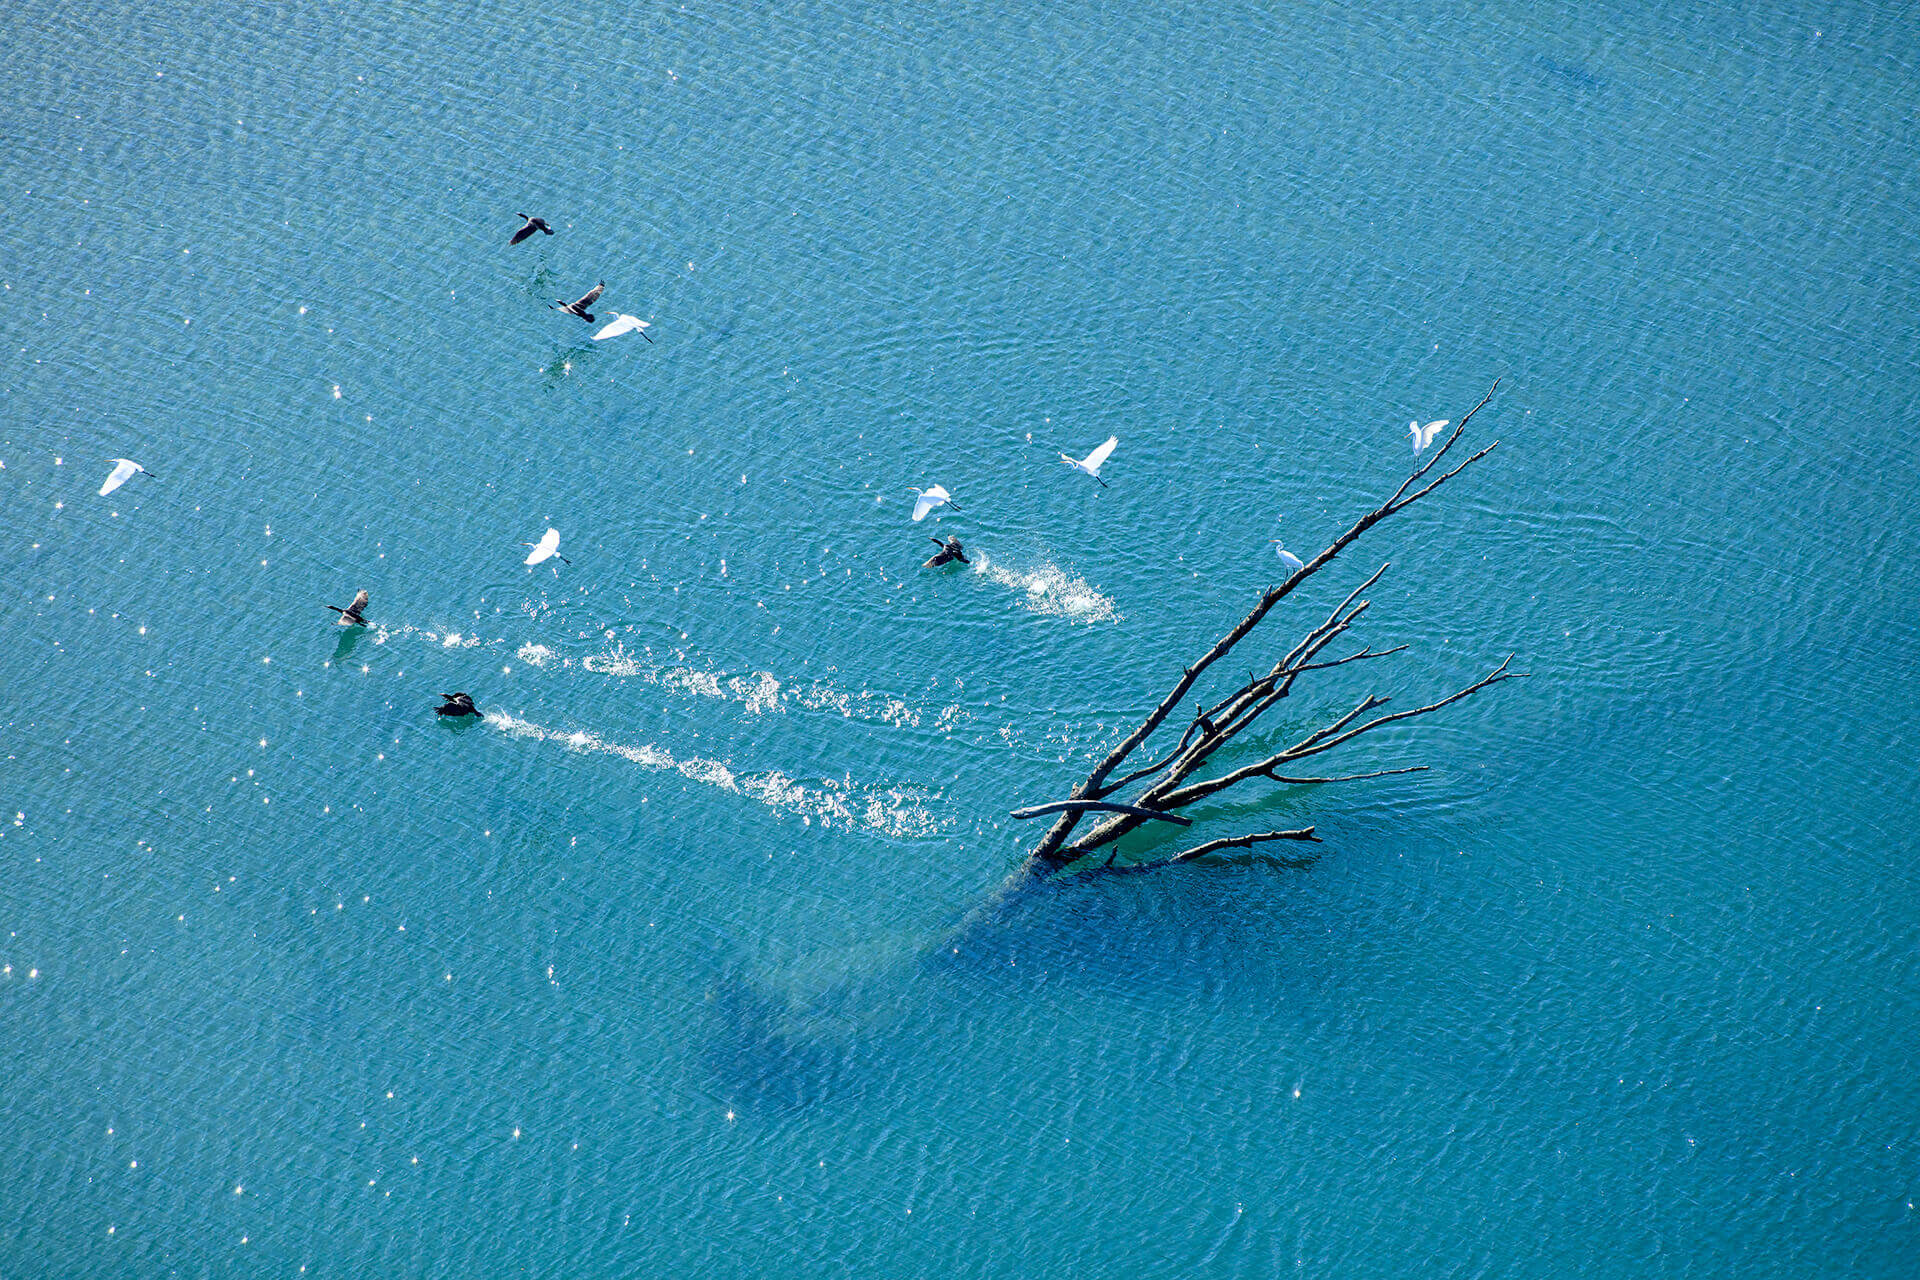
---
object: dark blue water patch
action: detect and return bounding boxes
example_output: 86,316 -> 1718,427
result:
1533,52 -> 1609,94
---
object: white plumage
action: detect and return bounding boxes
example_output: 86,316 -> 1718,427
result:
1271,541 -> 1305,574
909,485 -> 956,522
99,458 -> 147,496
1409,419 -> 1448,453
1061,436 -> 1119,485
592,314 -> 651,342
524,528 -> 565,565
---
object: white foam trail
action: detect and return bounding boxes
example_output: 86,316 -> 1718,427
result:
972,552 -> 1120,624
485,714 -> 945,838
380,626 -> 970,733
581,642 -> 961,730
364,623 -> 494,650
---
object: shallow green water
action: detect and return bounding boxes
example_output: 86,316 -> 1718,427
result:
4,1 -> 1918,1275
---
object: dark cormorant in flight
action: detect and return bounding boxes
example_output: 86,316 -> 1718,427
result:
924,536 -> 969,567
551,282 -> 605,323
510,214 -> 554,245
326,589 -> 370,626
435,692 -> 480,718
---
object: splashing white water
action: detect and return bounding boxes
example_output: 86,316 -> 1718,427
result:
362,623 -> 494,650
516,643 -> 560,667
580,641 -> 959,730
972,552 -> 1120,624
485,713 -> 945,838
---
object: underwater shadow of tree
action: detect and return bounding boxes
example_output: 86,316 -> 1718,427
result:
696,955 -> 876,1116
696,862 -> 1348,1116
932,858 -> 1346,1006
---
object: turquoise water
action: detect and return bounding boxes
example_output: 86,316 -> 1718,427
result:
5,0 -> 1918,1274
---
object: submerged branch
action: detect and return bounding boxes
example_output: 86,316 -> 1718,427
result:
1019,378 -> 1514,877
1277,657 -> 1525,764
1008,800 -> 1193,827
1166,827 -> 1322,864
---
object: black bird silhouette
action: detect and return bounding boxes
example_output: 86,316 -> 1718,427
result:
924,536 -> 969,567
551,282 -> 605,323
435,692 -> 480,718
509,213 -> 554,245
326,589 -> 370,626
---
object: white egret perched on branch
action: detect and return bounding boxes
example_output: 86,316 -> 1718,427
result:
523,528 -> 571,566
1270,540 -> 1305,574
99,458 -> 153,496
1060,436 -> 1118,486
1409,419 -> 1448,453
592,314 -> 651,343
909,485 -> 959,522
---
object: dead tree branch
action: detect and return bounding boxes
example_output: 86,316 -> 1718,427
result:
1166,828 -> 1322,864
1012,379 -> 1518,877
1008,800 -> 1193,827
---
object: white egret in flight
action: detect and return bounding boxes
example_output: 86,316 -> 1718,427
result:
99,458 -> 152,496
1270,540 -> 1305,574
909,485 -> 959,522
592,314 -> 652,343
1409,419 -> 1448,453
1060,436 -> 1118,486
523,528 -> 571,566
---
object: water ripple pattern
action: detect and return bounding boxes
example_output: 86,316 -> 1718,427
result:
4,1 -> 1919,1277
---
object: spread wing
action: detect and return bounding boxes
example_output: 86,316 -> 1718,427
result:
349,589 -> 369,613
525,528 -> 561,565
912,493 -> 937,522
99,459 -> 138,496
574,282 -> 605,310
1084,436 -> 1118,471
510,222 -> 537,245
592,314 -> 650,341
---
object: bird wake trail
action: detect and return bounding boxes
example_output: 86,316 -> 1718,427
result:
972,553 -> 1120,624
484,714 -> 947,838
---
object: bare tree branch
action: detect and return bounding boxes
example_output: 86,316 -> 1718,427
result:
1381,379 -> 1501,509
1021,379 -> 1510,874
1277,657 -> 1526,763
1008,800 -> 1193,827
1262,765 -> 1429,785
1150,661 -> 1519,813
1288,644 -> 1410,675
1166,827 -> 1322,864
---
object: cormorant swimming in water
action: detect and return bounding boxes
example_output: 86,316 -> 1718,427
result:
509,214 -> 554,245
326,589 -> 370,626
924,536 -> 969,567
551,282 -> 605,324
435,692 -> 479,718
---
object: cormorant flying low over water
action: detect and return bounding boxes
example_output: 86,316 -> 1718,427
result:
435,693 -> 479,718
924,536 -> 969,567
552,282 -> 605,324
326,589 -> 370,626
510,213 -> 554,245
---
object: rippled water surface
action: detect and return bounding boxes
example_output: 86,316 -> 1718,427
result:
5,1 -> 1918,1275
